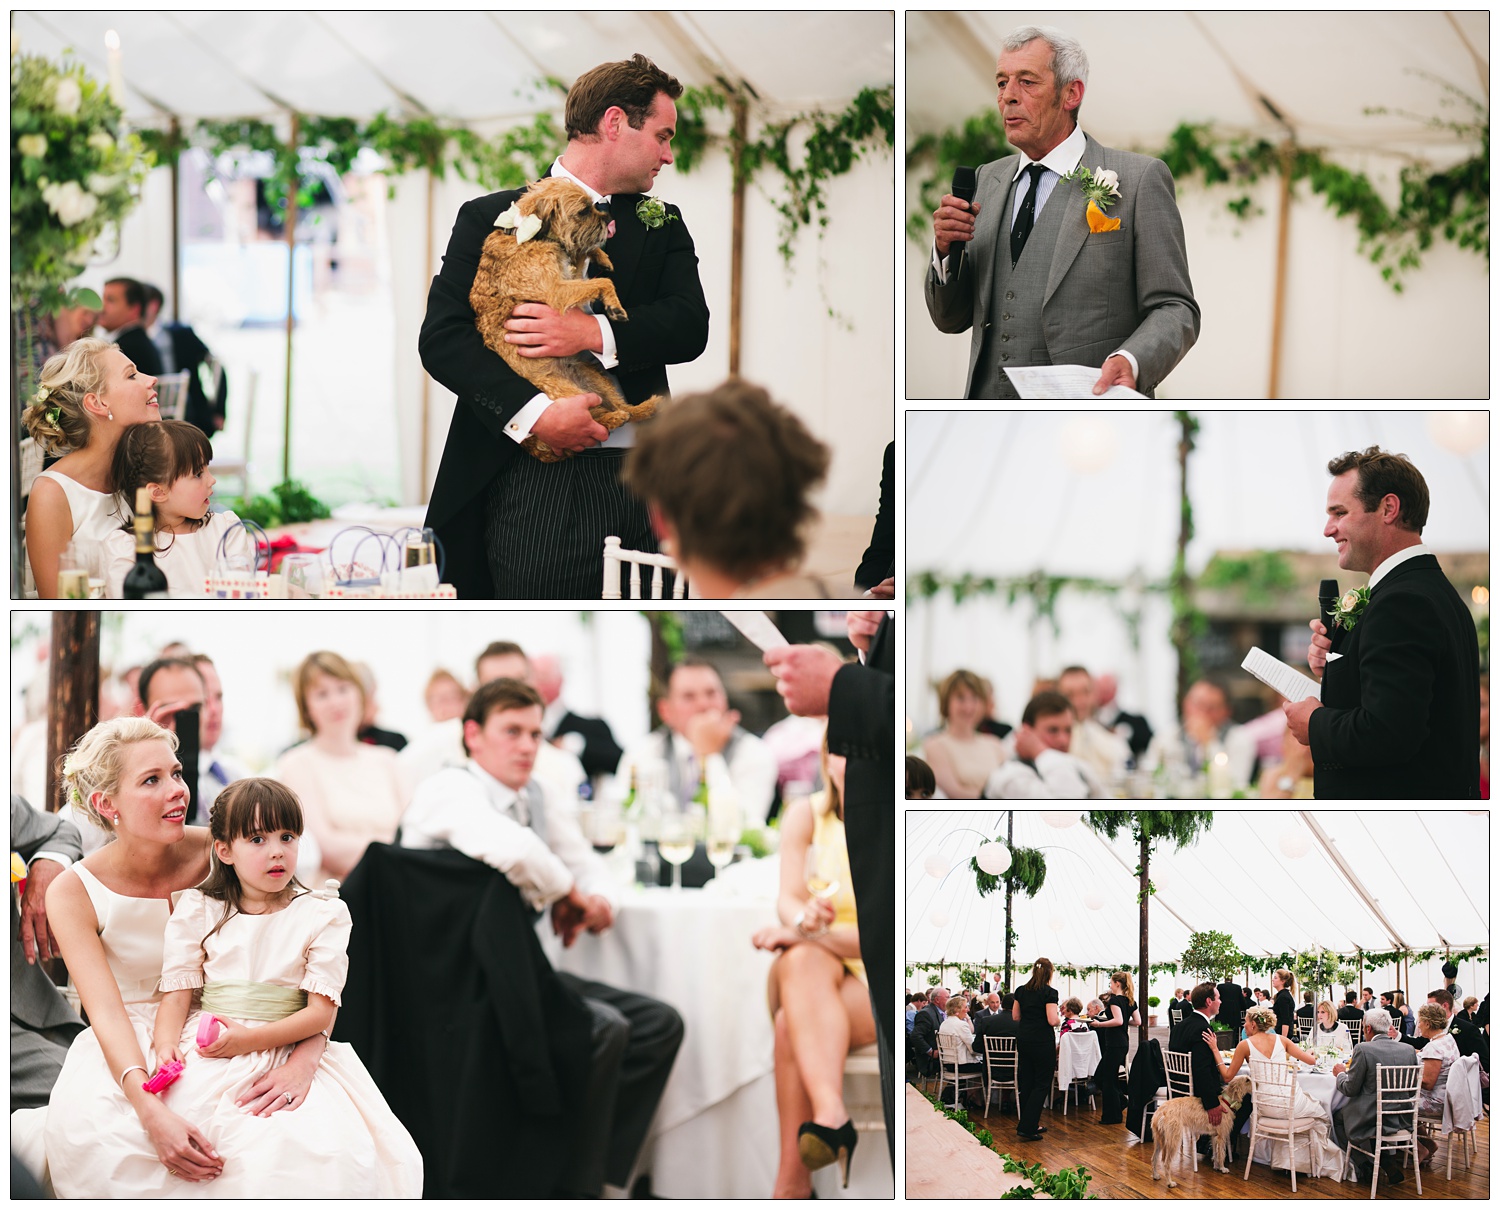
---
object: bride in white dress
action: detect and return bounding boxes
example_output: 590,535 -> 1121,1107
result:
1215,1004 -> 1345,1179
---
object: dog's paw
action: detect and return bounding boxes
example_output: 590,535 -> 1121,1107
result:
1166,1179 -> 1177,1189
604,302 -> 627,321
520,434 -> 568,463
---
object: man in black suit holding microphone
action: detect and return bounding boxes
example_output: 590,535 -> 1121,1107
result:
420,55 -> 710,599
1286,446 -> 1481,797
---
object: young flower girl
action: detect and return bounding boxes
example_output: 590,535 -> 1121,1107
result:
104,419 -> 252,597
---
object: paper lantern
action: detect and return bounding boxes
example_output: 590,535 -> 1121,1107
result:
1150,866 -> 1170,892
1428,412 -> 1487,457
930,910 -> 950,928
1048,915 -> 1066,932
1278,828 -> 1312,859
1040,810 -> 1082,828
976,842 -> 1012,875
1084,891 -> 1104,911
1060,417 -> 1119,474
923,853 -> 952,879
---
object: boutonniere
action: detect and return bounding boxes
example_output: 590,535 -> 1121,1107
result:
1329,585 -> 1372,631
494,201 -> 542,244
635,195 -> 677,230
1063,164 -> 1122,233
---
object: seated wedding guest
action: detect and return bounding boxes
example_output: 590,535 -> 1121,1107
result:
274,652 -> 409,881
139,282 -> 226,436
1461,995 -> 1479,1022
912,988 -> 948,1077
620,379 -> 832,598
1392,990 -> 1416,1038
533,653 -> 623,784
1059,998 -> 1089,1033
936,995 -> 986,1112
984,691 -> 1105,799
352,661 -> 408,752
974,992 -> 1020,1049
1338,991 -> 1367,1029
751,736 -> 873,1194
424,669 -> 468,723
401,678 -> 683,1197
1310,1000 -> 1353,1050
975,992 -> 1001,1021
1056,665 -> 1129,784
1145,678 -> 1256,791
22,338 -> 160,597
1296,988 -> 1318,1029
907,992 -> 926,1036
617,657 -> 777,824
1257,724 -> 1315,798
1429,987 -> 1486,1068
104,420 -> 250,598
976,678 -> 1014,743
11,796 -> 85,1110
100,277 -> 164,377
1414,1003 -> 1462,1167
1092,672 -> 1152,766
189,653 -> 252,805
922,669 -> 1008,799
905,755 -> 936,799
1331,1007 -> 1418,1186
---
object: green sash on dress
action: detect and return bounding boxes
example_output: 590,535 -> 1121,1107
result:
200,979 -> 306,1021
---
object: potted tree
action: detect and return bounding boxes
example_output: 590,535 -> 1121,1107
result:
1181,929 -> 1244,1048
1146,995 -> 1161,1027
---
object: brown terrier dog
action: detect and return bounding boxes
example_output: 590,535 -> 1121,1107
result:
470,177 -> 661,462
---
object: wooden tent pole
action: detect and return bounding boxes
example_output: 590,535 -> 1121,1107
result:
419,169 -> 434,505
281,113 -> 301,485
45,613 -> 101,816
1267,141 -> 1293,399
169,117 -> 182,322
728,92 -> 748,379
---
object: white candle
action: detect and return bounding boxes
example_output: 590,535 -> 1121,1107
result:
104,29 -> 123,107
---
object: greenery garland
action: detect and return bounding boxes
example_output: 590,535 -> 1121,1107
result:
915,1091 -> 1098,1198
970,843 -> 1046,899
906,78 -> 1488,292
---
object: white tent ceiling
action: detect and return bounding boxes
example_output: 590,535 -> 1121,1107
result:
13,11 -> 895,122
906,810 -> 1490,993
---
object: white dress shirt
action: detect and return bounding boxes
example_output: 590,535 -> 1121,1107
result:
1368,542 -> 1430,590
399,718 -> 589,806
984,749 -> 1104,799
400,758 -> 616,913
616,728 -> 778,825
502,156 -> 632,449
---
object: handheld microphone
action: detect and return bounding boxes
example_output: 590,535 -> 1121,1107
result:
948,165 -> 978,263
1318,579 -> 1340,634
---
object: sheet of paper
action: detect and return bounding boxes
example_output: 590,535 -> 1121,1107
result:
1003,364 -> 1147,399
720,611 -> 787,652
1241,646 -> 1322,703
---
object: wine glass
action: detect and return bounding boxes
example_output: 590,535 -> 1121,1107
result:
57,540 -> 92,600
590,802 -> 625,855
804,843 -> 841,902
657,794 -> 697,892
705,800 -> 741,875
282,552 -> 325,599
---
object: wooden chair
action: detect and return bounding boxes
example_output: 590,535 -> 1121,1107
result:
1244,1057 -> 1324,1192
935,1033 -> 984,1110
981,1034 -> 1018,1115
1163,1049 -> 1198,1172
1343,1063 -> 1421,1198
602,535 -> 686,599
154,370 -> 189,421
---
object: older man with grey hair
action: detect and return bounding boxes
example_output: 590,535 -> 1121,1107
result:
1330,1007 -> 1419,1186
926,23 -> 1199,399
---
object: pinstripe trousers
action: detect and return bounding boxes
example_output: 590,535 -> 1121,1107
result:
483,450 -> 658,599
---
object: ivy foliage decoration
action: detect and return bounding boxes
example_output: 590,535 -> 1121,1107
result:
997,1154 -> 1097,1200
1197,550 -> 1297,605
1357,944 -> 1488,971
970,842 -> 1046,900
1169,411 -> 1205,698
1180,930 -> 1244,983
906,74 -> 1487,292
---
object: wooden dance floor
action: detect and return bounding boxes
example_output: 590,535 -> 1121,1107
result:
906,1080 -> 1489,1200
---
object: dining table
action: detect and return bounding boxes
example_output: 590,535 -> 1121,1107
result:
1055,1029 -> 1103,1106
1244,1062 -> 1353,1181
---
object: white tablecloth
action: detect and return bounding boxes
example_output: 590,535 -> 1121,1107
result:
1057,1030 -> 1102,1087
548,876 -> 891,1198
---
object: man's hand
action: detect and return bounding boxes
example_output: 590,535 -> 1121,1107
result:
1332,1061 -> 1347,1077
19,856 -> 65,963
845,609 -> 884,654
145,696 -> 200,731
1282,696 -> 1321,746
550,887 -> 595,948
932,193 -> 979,260
1307,619 -> 1332,678
764,644 -> 844,717
1206,1105 -> 1224,1127
683,709 -> 738,760
1013,723 -> 1045,762
530,393 -> 609,454
578,893 -> 613,935
504,302 -> 602,359
863,576 -> 895,601
1092,354 -> 1136,396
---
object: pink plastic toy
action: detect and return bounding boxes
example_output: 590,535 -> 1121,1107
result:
196,1014 -> 224,1049
141,1060 -> 184,1094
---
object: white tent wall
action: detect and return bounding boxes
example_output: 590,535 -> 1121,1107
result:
903,10 -> 1489,398
905,811 -> 1490,1010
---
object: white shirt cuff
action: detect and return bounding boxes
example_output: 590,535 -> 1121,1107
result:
931,245 -> 950,285
29,850 -> 73,870
1110,348 -> 1140,382
505,393 -> 554,443
595,316 -> 618,369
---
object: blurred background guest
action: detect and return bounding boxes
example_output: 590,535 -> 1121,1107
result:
1092,672 -> 1153,767
921,669 -> 1008,799
353,661 -> 408,751
1145,678 -> 1256,792
1056,665 -> 1129,784
423,668 -> 469,723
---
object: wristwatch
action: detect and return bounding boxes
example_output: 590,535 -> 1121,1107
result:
793,909 -> 811,938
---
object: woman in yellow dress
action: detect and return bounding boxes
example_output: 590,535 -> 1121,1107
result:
751,738 -> 872,1197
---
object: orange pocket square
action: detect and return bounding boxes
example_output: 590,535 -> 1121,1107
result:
1086,201 -> 1121,233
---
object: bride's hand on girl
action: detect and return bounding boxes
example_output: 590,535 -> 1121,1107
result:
235,1036 -> 323,1117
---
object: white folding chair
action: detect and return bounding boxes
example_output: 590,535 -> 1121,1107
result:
19,435 -> 44,502
1169,1007 -> 1184,1029
601,535 -> 686,599
1344,1062 -> 1422,1198
154,370 -> 190,421
935,1033 -> 984,1110
981,1034 -> 1019,1115
1244,1057 -> 1325,1192
1163,1050 -> 1198,1172
211,364 -> 256,503
1295,1016 -> 1317,1044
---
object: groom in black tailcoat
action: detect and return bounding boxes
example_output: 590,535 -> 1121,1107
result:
419,54 -> 710,599
1286,446 -> 1481,798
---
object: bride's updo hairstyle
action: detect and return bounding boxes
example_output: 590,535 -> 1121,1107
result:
22,338 -> 117,455
1244,1005 -> 1277,1035
198,778 -> 307,938
59,716 -> 178,828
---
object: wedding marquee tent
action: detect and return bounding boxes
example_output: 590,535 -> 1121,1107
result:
906,810 -> 1491,1007
906,410 -> 1490,736
13,11 -> 895,512
904,10 -> 1490,398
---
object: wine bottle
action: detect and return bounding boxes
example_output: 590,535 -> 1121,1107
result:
122,487 -> 169,600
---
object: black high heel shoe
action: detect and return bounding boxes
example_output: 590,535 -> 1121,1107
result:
797,1120 -> 858,1188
